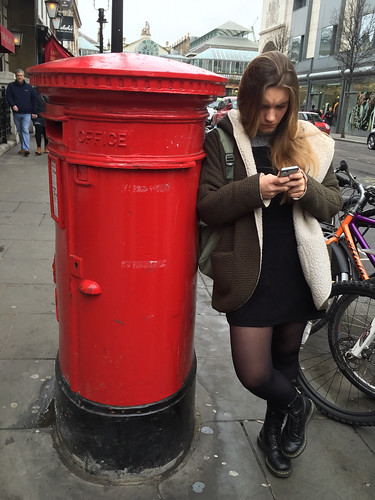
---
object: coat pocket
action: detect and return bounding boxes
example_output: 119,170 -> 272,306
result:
211,250 -> 234,294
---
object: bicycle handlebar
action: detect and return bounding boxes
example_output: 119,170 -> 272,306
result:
335,160 -> 375,211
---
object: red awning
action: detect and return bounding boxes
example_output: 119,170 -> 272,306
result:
45,34 -> 73,62
0,25 -> 15,53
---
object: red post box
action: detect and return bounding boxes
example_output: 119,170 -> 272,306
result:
28,53 -> 226,480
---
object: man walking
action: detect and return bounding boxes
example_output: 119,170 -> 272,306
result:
6,69 -> 37,156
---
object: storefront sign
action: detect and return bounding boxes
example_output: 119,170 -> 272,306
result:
56,16 -> 74,42
60,0 -> 73,8
0,25 -> 15,53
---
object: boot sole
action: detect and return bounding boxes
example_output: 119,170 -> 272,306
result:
257,435 -> 292,478
282,399 -> 314,458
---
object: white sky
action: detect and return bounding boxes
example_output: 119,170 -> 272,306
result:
78,0 -> 263,47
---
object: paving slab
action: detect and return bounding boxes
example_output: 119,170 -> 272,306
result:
0,312 -> 58,359
244,419 -> 375,500
159,421 -> 273,500
0,359 -> 55,429
0,284 -> 55,315
0,430 -> 162,500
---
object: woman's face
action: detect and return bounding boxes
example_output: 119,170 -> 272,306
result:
258,87 -> 289,134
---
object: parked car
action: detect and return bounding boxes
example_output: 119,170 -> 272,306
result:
211,96 -> 238,127
367,128 -> 375,149
298,111 -> 331,134
206,99 -> 221,127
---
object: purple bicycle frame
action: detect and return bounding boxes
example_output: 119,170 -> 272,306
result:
349,213 -> 375,269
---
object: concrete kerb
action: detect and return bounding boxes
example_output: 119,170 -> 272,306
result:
0,138 -> 17,156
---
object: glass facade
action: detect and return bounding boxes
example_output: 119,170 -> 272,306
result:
346,80 -> 375,134
305,78 -> 375,135
291,36 -> 304,62
319,26 -> 336,57
310,81 -> 341,115
299,84 -> 308,110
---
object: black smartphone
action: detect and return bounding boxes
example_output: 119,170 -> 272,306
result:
279,166 -> 299,177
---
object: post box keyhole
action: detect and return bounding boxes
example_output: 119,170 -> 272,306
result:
70,255 -> 83,278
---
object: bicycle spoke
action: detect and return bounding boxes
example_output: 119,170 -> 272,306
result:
298,281 -> 375,425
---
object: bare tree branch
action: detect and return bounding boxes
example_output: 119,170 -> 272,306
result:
262,25 -> 290,54
272,26 -> 291,54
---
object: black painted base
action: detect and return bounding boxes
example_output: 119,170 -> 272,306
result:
53,356 -> 197,481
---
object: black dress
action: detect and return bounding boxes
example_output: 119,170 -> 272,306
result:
227,145 -> 325,327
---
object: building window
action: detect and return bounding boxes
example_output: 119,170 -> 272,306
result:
293,0 -> 307,10
290,35 -> 304,62
319,25 -> 337,57
360,14 -> 375,49
136,39 -> 159,56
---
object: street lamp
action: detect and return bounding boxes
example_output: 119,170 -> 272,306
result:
51,12 -> 63,30
10,28 -> 23,47
94,1 -> 109,53
45,1 -> 60,19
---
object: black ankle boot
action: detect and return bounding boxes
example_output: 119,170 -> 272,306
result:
281,391 -> 314,458
257,406 -> 291,478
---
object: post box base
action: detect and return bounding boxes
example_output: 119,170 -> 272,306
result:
53,357 -> 197,483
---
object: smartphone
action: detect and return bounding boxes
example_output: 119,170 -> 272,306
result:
279,166 -> 299,177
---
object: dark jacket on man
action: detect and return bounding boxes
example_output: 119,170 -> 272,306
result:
6,80 -> 36,114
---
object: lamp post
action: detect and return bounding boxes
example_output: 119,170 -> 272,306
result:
111,0 -> 123,53
94,1 -> 109,54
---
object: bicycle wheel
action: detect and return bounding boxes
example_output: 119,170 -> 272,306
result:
298,281 -> 375,426
328,283 -> 375,398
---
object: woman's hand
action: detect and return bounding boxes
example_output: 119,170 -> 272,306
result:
259,173 -> 293,200
284,171 -> 306,200
259,170 -> 306,201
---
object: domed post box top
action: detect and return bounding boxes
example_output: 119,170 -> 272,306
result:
28,52 -> 227,97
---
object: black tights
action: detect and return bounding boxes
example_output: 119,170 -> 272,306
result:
229,322 -> 305,410
35,124 -> 48,149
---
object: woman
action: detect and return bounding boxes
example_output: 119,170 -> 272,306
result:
197,52 -> 342,478
33,88 -> 49,155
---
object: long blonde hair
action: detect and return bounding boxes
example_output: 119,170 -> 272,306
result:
237,51 -> 319,176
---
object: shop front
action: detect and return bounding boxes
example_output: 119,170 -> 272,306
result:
344,79 -> 375,136
299,68 -> 375,137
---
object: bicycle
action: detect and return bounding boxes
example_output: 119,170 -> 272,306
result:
298,280 -> 375,426
325,160 -> 375,281
297,164 -> 375,425
302,161 -> 375,338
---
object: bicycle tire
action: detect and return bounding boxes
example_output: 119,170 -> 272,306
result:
298,281 -> 375,426
328,282 -> 375,398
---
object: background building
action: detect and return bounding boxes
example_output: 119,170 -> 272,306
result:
0,0 -> 80,148
259,0 -> 375,137
122,21 -> 169,56
185,21 -> 258,95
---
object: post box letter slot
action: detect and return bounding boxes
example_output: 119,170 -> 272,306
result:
46,120 -> 63,142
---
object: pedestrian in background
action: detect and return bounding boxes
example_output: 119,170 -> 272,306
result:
6,69 -> 37,156
324,106 -> 334,126
33,88 -> 49,155
197,51 -> 342,478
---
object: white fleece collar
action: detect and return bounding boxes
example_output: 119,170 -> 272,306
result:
227,108 -> 335,309
228,108 -> 335,180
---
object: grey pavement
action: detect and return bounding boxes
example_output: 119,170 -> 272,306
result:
0,137 -> 374,500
